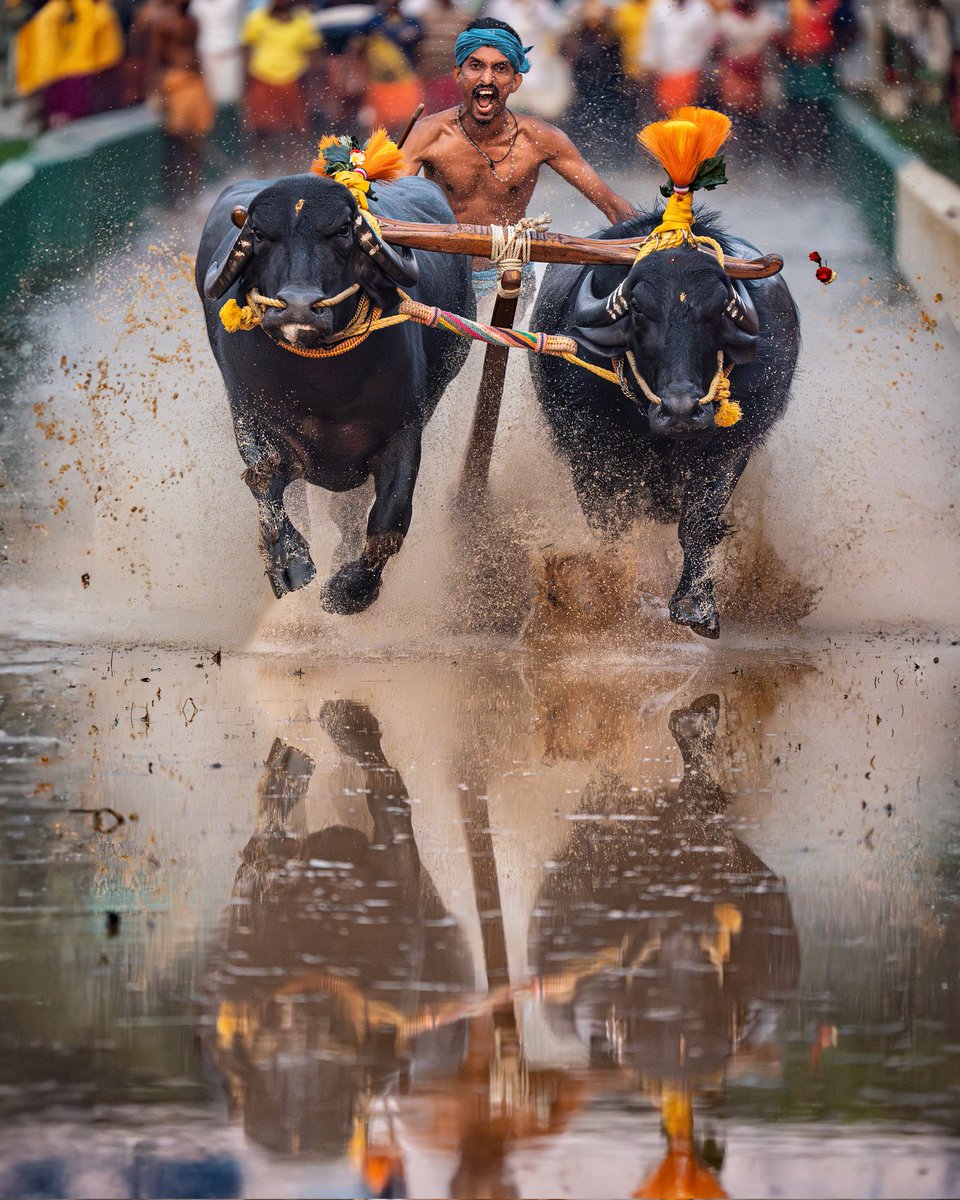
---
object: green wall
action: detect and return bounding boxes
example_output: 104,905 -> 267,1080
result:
832,94 -> 916,258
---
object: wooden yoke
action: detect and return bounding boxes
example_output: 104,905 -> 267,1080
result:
376,216 -> 784,278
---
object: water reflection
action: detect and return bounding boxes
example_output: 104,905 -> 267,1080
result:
205,689 -> 801,1199
528,693 -> 799,1199
2,647 -> 959,1198
205,701 -> 474,1188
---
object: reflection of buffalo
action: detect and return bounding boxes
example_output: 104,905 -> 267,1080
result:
530,693 -> 799,1089
204,700 -> 473,1160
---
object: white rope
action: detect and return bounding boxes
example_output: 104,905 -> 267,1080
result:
490,212 -> 551,297
623,349 -> 727,407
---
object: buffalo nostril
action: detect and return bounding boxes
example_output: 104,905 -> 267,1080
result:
660,389 -> 700,418
275,290 -> 323,319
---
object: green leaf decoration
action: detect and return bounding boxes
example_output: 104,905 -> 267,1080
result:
691,155 -> 728,192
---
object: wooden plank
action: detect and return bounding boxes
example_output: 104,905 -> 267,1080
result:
377,215 -> 784,277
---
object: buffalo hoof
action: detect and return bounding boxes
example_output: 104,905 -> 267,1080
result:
669,591 -> 720,639
668,693 -> 720,749
266,551 -> 317,598
317,699 -> 384,761
320,560 -> 383,615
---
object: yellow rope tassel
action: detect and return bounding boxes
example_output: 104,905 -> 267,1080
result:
219,298 -> 262,333
712,373 -> 742,426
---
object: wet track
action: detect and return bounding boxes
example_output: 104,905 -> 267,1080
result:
1,148 -> 959,1198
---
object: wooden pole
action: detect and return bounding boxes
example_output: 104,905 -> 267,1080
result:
458,267 -> 523,503
375,216 -> 784,277
396,102 -> 425,150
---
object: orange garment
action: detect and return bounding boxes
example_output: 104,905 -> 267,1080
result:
16,0 -> 123,96
244,76 -> 309,132
159,66 -> 215,135
656,69 -> 700,108
365,76 -> 424,129
786,0 -> 838,60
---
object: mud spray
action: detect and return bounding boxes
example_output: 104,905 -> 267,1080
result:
1,166 -> 957,655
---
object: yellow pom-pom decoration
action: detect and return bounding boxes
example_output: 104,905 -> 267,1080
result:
219,298 -> 260,333
710,369 -> 741,426
714,399 -> 742,427
219,299 -> 243,332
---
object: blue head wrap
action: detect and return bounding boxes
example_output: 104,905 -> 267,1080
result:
454,27 -> 533,74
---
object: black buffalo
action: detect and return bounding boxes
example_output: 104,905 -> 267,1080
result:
531,208 -> 799,638
196,174 -> 474,614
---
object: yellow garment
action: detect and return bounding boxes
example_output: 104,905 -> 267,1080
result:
241,7 -> 320,87
364,31 -> 415,83
16,0 -> 123,96
613,0 -> 651,81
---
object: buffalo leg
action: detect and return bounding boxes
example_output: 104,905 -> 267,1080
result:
670,694 -> 726,813
317,699 -> 421,904
320,426 -> 421,616
671,449 -> 751,639
241,445 -> 316,598
328,481 -> 373,569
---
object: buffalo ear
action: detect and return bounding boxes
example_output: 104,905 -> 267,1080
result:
571,318 -> 629,360
724,324 -> 758,365
231,205 -> 248,229
351,250 -> 402,311
353,213 -> 420,287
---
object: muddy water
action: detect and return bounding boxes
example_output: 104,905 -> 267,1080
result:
1,155 -> 960,1199
2,642 -> 959,1198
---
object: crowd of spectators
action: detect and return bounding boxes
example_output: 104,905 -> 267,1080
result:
3,0 -> 959,183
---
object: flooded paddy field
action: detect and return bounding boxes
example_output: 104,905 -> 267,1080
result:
1,154 -> 959,1198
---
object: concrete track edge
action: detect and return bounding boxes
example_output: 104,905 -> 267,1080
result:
0,105 -> 240,303
833,93 -> 960,333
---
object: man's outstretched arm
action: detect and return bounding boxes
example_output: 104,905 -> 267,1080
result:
543,125 -> 637,225
398,119 -> 436,176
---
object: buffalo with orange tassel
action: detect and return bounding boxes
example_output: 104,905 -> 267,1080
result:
531,107 -> 801,640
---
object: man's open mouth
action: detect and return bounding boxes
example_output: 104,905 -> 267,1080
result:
472,86 -> 500,118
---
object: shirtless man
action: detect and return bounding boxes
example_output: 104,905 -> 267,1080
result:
401,16 -> 635,297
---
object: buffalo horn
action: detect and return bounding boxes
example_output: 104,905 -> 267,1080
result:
231,205 -> 247,229
725,278 -> 759,335
690,241 -> 783,279
573,259 -> 642,328
724,253 -> 783,279
354,213 -> 419,287
204,220 -> 255,299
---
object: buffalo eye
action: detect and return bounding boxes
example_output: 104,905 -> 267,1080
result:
252,227 -> 264,244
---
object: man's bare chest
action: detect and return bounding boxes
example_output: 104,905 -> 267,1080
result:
424,143 -> 541,222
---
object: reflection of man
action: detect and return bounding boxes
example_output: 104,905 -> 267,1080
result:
401,17 -> 634,299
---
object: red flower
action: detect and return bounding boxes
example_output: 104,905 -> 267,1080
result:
809,250 -> 822,263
